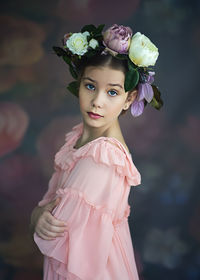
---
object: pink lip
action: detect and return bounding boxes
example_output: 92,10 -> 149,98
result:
87,112 -> 102,119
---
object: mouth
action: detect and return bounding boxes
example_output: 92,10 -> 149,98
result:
87,112 -> 103,119
88,112 -> 102,117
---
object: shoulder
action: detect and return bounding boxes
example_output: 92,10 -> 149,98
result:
55,122 -> 83,153
54,122 -> 141,186
105,138 -> 130,154
75,137 -> 141,186
64,122 -> 83,143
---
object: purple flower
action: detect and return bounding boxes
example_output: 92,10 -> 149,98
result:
131,72 -> 155,117
137,83 -> 154,103
146,71 -> 155,84
131,100 -> 144,117
138,72 -> 155,102
103,24 -> 133,54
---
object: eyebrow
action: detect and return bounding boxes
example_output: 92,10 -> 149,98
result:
82,77 -> 123,89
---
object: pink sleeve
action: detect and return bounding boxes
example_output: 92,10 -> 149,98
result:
34,156 -> 122,279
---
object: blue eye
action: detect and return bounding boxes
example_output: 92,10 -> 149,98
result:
86,84 -> 95,91
108,90 -> 118,97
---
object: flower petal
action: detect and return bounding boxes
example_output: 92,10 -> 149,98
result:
144,83 -> 154,103
146,73 -> 155,84
103,24 -> 132,54
89,39 -> 99,49
131,100 -> 144,117
137,83 -> 145,101
83,31 -> 90,37
128,32 -> 159,67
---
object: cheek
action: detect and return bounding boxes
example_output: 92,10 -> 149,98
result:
79,96 -> 85,109
79,90 -> 90,110
78,87 -> 85,105
108,101 -> 124,115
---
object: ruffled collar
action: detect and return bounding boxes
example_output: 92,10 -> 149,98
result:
70,122 -> 133,159
55,122 -> 141,186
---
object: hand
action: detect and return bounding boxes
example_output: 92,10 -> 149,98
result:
31,198 -> 68,240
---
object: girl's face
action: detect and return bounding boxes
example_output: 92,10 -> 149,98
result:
78,65 -> 136,131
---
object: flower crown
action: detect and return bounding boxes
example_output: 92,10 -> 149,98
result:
53,24 -> 163,117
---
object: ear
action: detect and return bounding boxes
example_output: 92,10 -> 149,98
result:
123,89 -> 138,110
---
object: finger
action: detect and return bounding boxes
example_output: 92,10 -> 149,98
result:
36,231 -> 56,240
36,230 -> 57,240
37,217 -> 67,236
45,212 -> 67,227
38,215 -> 68,235
45,197 -> 61,212
38,227 -> 65,239
43,220 -> 67,233
44,222 -> 67,234
41,210 -> 67,227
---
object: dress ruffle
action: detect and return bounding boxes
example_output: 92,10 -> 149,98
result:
34,122 -> 141,279
54,122 -> 141,187
34,187 -> 116,280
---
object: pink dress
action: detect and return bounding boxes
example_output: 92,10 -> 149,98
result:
34,122 -> 141,280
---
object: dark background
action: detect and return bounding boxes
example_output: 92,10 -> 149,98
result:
0,0 -> 200,279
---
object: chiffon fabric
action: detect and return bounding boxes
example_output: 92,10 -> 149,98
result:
34,122 -> 141,280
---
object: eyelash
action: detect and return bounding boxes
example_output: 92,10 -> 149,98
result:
85,84 -> 118,97
86,84 -> 95,91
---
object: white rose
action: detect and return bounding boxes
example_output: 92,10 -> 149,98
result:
82,31 -> 90,37
89,39 -> 99,49
129,32 -> 159,67
66,32 -> 89,55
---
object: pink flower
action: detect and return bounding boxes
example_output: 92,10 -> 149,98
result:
0,15 -> 45,66
63,33 -> 71,45
0,102 -> 29,157
103,24 -> 133,54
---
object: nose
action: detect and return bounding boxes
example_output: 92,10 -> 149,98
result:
91,90 -> 104,108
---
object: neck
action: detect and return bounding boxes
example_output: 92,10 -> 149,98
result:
79,119 -> 122,144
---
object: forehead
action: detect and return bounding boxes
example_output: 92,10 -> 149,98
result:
83,66 -> 125,84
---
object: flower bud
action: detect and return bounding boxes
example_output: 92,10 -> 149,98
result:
103,24 -> 133,54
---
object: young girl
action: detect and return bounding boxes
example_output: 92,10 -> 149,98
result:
30,24 -> 162,280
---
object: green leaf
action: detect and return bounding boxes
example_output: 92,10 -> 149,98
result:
63,55 -> 71,65
52,46 -> 67,57
96,24 -> 105,34
124,69 -> 139,92
81,24 -> 96,33
127,58 -> 136,70
69,65 -> 78,79
67,81 -> 79,97
93,33 -> 103,39
150,85 -> 163,109
87,35 -> 93,41
115,54 -> 127,60
85,49 -> 97,58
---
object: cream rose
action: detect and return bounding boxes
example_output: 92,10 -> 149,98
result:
66,32 -> 89,55
89,39 -> 99,49
129,32 -> 159,67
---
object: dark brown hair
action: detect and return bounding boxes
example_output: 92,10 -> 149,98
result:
76,53 -> 131,116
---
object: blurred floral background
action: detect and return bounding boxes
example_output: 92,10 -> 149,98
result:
0,0 -> 199,279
